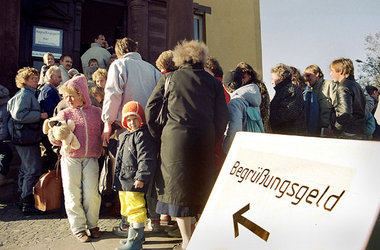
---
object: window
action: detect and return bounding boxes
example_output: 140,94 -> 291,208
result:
194,14 -> 204,42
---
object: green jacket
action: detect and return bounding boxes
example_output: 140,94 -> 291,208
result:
146,63 -> 229,207
312,78 -> 338,129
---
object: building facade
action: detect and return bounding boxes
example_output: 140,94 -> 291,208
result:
0,0 -> 261,95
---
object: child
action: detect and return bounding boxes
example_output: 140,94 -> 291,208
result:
114,101 -> 157,250
89,85 -> 104,107
88,58 -> 99,68
7,67 -> 48,215
49,75 -> 103,242
38,52 -> 55,85
92,68 -> 107,88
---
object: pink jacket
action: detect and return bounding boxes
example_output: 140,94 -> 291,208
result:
55,76 -> 103,158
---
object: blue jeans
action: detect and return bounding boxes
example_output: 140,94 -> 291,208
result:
15,144 -> 42,200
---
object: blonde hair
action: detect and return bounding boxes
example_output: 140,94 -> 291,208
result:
90,85 -> 105,101
270,63 -> 291,80
15,67 -> 39,88
156,50 -> 177,72
59,85 -> 83,101
115,37 -> 138,58
330,58 -> 354,77
43,52 -> 54,65
45,65 -> 60,82
92,68 -> 107,82
304,64 -> 324,79
173,40 -> 208,67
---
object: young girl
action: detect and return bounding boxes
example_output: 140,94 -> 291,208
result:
114,101 -> 157,250
50,75 -> 103,242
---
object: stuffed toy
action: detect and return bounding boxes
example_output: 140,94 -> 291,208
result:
43,118 -> 80,154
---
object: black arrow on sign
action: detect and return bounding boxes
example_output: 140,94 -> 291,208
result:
233,203 -> 270,241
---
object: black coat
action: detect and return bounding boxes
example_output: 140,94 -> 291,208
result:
270,78 -> 306,135
331,76 -> 366,136
113,125 -> 158,193
145,63 -> 229,207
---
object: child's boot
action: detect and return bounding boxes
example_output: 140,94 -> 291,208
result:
116,227 -> 144,250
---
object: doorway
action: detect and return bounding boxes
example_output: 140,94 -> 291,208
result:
80,0 -> 127,57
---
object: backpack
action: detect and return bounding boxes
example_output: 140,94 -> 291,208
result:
246,106 -> 264,133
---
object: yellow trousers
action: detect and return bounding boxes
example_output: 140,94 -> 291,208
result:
119,191 -> 148,224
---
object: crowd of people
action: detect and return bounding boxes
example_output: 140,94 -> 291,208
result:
0,34 -> 379,250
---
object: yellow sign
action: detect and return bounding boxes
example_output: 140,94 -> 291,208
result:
188,133 -> 380,249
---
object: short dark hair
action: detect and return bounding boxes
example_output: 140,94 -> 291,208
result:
60,54 -> 71,61
366,85 -> 378,96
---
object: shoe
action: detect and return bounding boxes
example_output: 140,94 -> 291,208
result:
150,221 -> 165,233
75,230 -> 89,243
21,204 -> 44,216
89,227 -> 101,238
113,225 -> 129,237
116,227 -> 144,250
167,226 -> 181,238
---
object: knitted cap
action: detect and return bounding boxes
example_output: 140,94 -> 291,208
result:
122,101 -> 146,131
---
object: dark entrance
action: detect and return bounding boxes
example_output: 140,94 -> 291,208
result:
80,1 -> 128,58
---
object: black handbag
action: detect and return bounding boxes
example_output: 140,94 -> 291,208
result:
10,119 -> 42,145
155,74 -> 172,129
98,147 -> 115,195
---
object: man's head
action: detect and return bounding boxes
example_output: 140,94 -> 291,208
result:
45,65 -> 62,87
95,34 -> 106,46
59,55 -> 73,71
115,37 -> 138,58
329,58 -> 354,83
304,65 -> 324,87
121,101 -> 146,132
366,85 -> 379,100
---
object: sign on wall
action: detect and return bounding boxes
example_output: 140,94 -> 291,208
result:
32,26 -> 63,59
188,133 -> 380,249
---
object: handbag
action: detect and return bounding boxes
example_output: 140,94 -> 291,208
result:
33,156 -> 63,211
10,118 -> 42,145
155,74 -> 172,129
99,147 -> 116,195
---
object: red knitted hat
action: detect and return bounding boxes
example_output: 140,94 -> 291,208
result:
122,101 -> 146,131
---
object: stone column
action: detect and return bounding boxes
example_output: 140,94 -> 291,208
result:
127,0 -> 149,60
166,0 -> 194,50
0,0 -> 20,95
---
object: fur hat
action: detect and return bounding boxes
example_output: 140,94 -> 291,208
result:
122,101 -> 146,131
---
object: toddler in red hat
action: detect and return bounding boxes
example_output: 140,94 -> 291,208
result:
114,101 -> 158,250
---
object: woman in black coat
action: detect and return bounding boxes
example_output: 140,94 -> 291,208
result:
146,40 -> 229,249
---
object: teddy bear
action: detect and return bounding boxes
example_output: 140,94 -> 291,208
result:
43,118 -> 80,154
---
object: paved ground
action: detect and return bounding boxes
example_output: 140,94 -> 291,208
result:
0,201 -> 181,250
0,144 -> 181,250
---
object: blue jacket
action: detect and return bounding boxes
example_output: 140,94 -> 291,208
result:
223,83 -> 261,153
113,125 -> 157,193
38,83 -> 61,117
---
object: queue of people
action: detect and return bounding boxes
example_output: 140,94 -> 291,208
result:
0,35 -> 379,250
